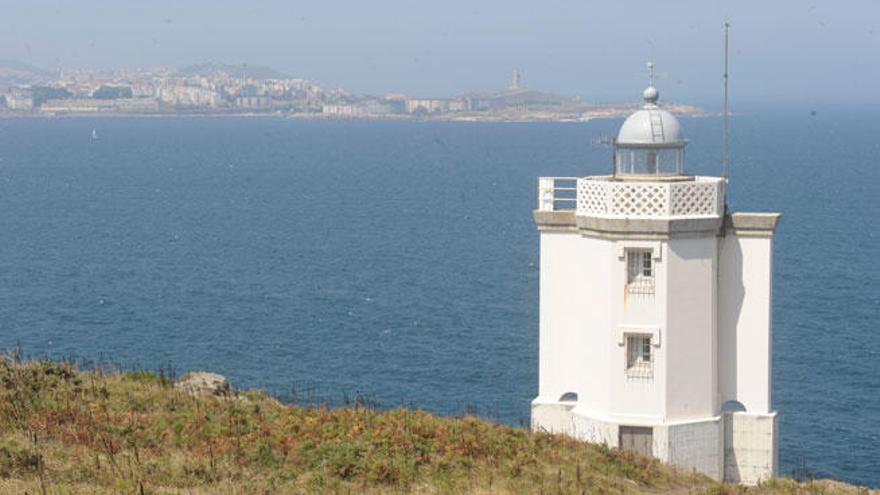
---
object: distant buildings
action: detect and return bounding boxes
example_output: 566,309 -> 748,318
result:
3,64 -> 565,118
234,95 -> 272,110
4,88 -> 34,110
1,64 -> 350,115
130,82 -> 156,98
41,98 -> 159,114
322,101 -> 396,117
0,64 -> 703,121
157,84 -> 222,108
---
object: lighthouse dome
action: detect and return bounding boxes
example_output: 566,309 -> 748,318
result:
617,86 -> 684,145
613,78 -> 687,177
617,107 -> 683,144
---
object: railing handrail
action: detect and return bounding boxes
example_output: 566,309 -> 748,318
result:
537,177 -> 580,212
537,175 -> 724,218
576,176 -> 723,219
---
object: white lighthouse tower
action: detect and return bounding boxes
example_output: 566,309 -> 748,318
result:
531,69 -> 780,484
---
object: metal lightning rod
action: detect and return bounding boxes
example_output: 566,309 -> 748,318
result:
722,22 -> 730,181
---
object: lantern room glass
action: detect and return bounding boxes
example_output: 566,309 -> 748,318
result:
614,145 -> 685,177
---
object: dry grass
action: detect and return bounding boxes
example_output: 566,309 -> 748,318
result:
0,356 -> 872,494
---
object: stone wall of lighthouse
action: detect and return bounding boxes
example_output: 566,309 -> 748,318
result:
530,176 -> 779,484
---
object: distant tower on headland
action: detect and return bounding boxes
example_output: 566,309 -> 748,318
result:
531,65 -> 780,484
510,69 -> 522,91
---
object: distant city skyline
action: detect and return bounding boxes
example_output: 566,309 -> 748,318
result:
2,0 -> 877,108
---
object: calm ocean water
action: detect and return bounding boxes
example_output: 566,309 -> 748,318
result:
0,114 -> 877,486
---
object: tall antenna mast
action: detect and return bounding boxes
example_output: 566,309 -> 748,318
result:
722,22 -> 730,180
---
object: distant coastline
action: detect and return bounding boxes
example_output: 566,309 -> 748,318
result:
1,60 -> 706,123
0,103 -> 707,122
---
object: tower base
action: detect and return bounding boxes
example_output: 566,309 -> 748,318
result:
723,411 -> 778,484
532,399 -> 777,484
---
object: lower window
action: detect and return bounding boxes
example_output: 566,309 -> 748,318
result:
625,334 -> 653,378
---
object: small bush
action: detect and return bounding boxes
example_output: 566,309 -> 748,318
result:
0,442 -> 39,477
121,370 -> 166,385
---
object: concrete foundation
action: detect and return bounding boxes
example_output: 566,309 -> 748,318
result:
723,411 -> 778,484
656,418 -> 723,481
533,400 -> 776,483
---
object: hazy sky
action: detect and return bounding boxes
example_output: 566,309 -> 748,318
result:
2,0 -> 877,107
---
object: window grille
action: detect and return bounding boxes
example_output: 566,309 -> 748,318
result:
626,334 -> 653,378
626,249 -> 655,294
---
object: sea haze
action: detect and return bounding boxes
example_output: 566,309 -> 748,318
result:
0,114 -> 877,486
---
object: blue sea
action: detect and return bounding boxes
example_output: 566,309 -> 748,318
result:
0,113 -> 877,486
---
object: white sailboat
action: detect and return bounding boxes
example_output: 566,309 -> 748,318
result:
91,128 -> 99,141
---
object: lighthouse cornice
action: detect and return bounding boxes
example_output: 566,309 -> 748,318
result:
575,215 -> 723,239
533,209 -> 723,240
724,212 -> 782,237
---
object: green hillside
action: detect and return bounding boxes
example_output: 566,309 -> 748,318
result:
0,357 -> 869,494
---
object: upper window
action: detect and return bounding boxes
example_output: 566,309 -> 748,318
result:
626,249 -> 655,294
626,334 -> 653,378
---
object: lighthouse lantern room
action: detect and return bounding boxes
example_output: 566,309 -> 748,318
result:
531,68 -> 780,484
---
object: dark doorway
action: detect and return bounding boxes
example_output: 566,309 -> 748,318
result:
619,426 -> 653,457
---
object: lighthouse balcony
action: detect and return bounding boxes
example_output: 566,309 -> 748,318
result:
537,176 -> 725,219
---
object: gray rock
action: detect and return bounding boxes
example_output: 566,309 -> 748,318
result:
175,371 -> 236,397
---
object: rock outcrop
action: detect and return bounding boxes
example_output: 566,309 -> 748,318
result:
175,371 -> 236,397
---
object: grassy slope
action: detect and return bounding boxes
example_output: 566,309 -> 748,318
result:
0,358 -> 870,494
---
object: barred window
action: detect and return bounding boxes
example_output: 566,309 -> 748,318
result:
626,334 -> 653,378
627,249 -> 655,294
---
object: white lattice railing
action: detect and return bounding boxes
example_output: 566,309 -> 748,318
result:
575,176 -> 724,218
537,177 -> 578,212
